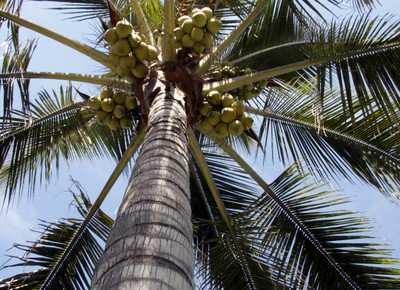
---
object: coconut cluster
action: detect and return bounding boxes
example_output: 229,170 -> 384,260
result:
104,19 -> 158,79
174,7 -> 221,54
88,88 -> 138,130
210,65 -> 267,100
198,90 -> 254,139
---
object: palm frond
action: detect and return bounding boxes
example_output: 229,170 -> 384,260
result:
249,79 -> 400,198
0,182 -> 113,290
1,39 -> 36,116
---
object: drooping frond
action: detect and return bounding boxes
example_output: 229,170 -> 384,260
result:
0,183 -> 113,290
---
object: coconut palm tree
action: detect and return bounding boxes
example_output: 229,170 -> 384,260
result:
1,0 -> 400,288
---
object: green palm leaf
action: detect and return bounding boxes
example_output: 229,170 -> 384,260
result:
0,182 -> 113,290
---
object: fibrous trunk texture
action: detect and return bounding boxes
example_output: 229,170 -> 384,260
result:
92,80 -> 194,290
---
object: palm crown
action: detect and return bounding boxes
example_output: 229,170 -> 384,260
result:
0,0 -> 400,289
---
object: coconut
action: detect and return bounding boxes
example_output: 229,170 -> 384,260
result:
199,119 -> 214,133
201,32 -> 214,48
100,88 -> 113,100
193,43 -> 205,54
191,8 -> 201,14
191,27 -> 204,42
96,110 -> 109,123
174,27 -> 184,40
110,39 -> 131,56
200,101 -> 213,116
182,34 -> 195,48
178,15 -> 191,26
229,120 -> 244,136
113,105 -> 126,119
101,98 -> 115,112
241,115 -> 254,130
207,90 -> 222,106
181,19 -> 194,34
113,92 -> 126,105
109,54 -> 120,69
201,7 -> 213,20
115,19 -> 133,38
207,111 -> 221,126
125,96 -> 137,110
107,117 -> 120,130
128,33 -> 142,48
175,41 -> 183,50
207,17 -> 221,34
220,107 -> 236,123
221,93 -> 235,107
116,65 -> 131,78
88,97 -> 101,110
104,28 -> 118,44
192,12 -> 207,28
146,45 -> 158,61
215,123 -> 229,138
119,55 -> 136,69
231,101 -> 244,116
134,43 -> 148,61
131,63 -> 148,79
120,117 -> 131,128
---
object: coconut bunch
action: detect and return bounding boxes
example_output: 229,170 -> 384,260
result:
104,19 -> 158,79
210,64 -> 267,100
87,87 -> 138,130
198,90 -> 254,139
174,7 -> 221,54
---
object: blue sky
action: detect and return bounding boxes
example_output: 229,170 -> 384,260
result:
1,0 -> 400,279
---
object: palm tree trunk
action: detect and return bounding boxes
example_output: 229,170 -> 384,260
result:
92,77 -> 194,289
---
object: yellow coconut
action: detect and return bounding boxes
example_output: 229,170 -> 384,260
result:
88,97 -> 101,110
228,120 -> 244,136
104,28 -> 119,44
113,92 -> 127,105
125,96 -> 137,110
131,63 -> 148,79
207,17 -> 222,34
220,107 -> 236,123
101,98 -> 115,113
174,27 -> 184,40
134,43 -> 148,61
110,39 -> 131,56
182,34 -> 195,48
200,101 -> 213,116
182,19 -> 194,34
120,117 -> 131,128
221,93 -> 235,107
115,19 -> 133,38
192,11 -> 207,28
207,111 -> 221,126
100,88 -> 113,100
191,27 -> 204,42
113,105 -> 126,119
215,122 -> 229,138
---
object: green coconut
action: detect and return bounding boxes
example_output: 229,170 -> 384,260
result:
104,28 -> 118,44
96,110 -> 109,123
113,92 -> 126,105
107,117 -> 120,130
115,19 -> 133,38
182,34 -> 195,48
207,111 -> 221,126
120,117 -> 131,128
221,93 -> 235,107
199,119 -> 214,133
191,8 -> 201,14
207,90 -> 222,106
125,96 -> 137,110
131,63 -> 148,79
116,65 -> 131,78
100,88 -> 113,100
207,17 -> 221,34
201,32 -> 214,48
134,43 -> 148,61
182,19 -> 194,34
146,45 -> 158,61
241,115 -> 254,130
231,101 -> 244,116
113,105 -> 126,119
191,27 -> 204,42
193,43 -> 205,54
178,15 -> 191,26
119,55 -> 136,69
202,7 -> 213,20
192,12 -> 207,28
228,120 -> 244,136
109,54 -> 120,69
101,98 -> 115,113
200,101 -> 213,116
128,33 -> 142,48
174,27 -> 184,40
215,122 -> 229,138
110,39 -> 131,56
88,97 -> 101,110
220,107 -> 236,123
